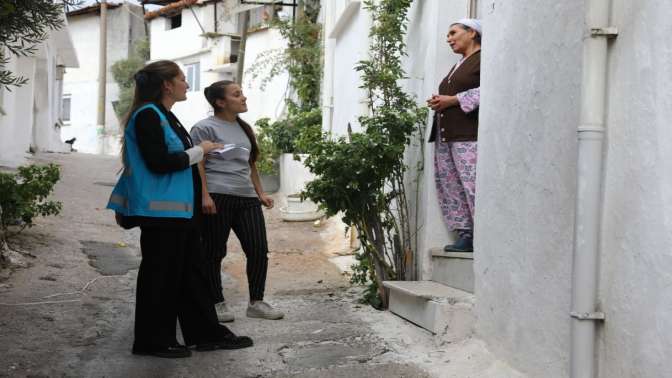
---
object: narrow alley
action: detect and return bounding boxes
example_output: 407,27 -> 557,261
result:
0,152 -> 483,377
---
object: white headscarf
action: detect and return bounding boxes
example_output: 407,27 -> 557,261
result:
452,18 -> 482,35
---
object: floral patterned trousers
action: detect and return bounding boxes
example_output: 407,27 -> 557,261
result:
434,141 -> 478,231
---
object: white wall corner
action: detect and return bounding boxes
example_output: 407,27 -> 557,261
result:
328,1 -> 361,39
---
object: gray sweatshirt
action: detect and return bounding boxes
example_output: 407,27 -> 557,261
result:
190,116 -> 257,198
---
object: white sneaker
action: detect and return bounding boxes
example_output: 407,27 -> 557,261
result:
246,301 -> 284,320
215,302 -> 235,323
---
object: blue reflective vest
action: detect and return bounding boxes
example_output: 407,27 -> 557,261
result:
106,103 -> 194,218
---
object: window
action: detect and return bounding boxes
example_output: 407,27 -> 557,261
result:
168,13 -> 182,30
185,62 -> 200,91
230,37 -> 240,63
62,94 -> 71,123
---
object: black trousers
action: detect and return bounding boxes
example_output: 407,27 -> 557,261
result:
201,194 -> 269,303
134,226 -> 228,350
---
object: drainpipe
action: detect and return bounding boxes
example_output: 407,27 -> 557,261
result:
569,0 -> 616,376
322,0 -> 335,133
97,0 -> 108,155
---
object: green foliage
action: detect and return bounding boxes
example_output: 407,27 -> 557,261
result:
254,118 -> 281,175
301,0 -> 427,307
111,38 -> 150,119
350,251 -> 383,309
259,107 -> 322,154
0,164 -> 62,244
0,0 -> 80,90
247,1 -> 323,160
246,1 -> 322,111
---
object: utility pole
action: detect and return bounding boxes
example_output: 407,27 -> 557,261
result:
97,0 -> 108,154
236,10 -> 249,85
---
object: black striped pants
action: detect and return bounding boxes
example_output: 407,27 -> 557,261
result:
201,193 -> 269,303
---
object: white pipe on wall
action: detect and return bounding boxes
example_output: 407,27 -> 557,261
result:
322,0 -> 336,133
570,0 -> 615,376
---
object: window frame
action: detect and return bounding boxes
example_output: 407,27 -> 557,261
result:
61,93 -> 72,124
167,13 -> 182,30
185,62 -> 200,92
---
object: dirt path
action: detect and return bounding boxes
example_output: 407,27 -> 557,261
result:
0,153 -> 429,378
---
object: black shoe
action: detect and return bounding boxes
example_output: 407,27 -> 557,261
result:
443,237 -> 473,252
195,331 -> 254,351
132,344 -> 192,358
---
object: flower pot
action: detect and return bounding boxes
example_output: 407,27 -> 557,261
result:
279,153 -> 314,194
279,194 -> 323,222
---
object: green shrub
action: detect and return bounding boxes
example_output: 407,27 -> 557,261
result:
111,38 -> 149,120
301,0 -> 427,308
255,118 -> 281,175
246,0 -> 323,167
0,164 -> 62,245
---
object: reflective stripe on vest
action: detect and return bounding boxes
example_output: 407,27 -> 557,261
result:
148,201 -> 193,212
109,193 -> 128,209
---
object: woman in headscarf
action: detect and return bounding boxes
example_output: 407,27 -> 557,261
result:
427,19 -> 482,252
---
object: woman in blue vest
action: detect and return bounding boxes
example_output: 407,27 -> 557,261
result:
107,60 -> 253,358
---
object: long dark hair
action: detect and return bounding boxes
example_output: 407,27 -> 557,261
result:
203,80 -> 259,163
121,60 -> 181,166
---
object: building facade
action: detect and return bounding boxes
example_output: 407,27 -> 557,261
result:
476,1 -> 672,377
61,2 -> 146,155
0,9 -> 79,167
145,0 -> 291,131
325,0 -> 672,377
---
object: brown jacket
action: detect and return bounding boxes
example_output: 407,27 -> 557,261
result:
428,50 -> 480,143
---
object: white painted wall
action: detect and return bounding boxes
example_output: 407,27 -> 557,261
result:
0,57 -> 36,167
597,1 -> 672,377
473,1 -> 583,376
150,5 -> 208,62
473,0 -> 672,377
148,3 -> 293,134
62,3 -> 145,155
328,1 -> 369,137
0,17 -> 78,167
242,28 -> 290,126
278,154 -> 315,196
148,3 -> 240,130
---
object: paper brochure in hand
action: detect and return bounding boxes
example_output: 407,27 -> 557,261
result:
211,144 -> 250,160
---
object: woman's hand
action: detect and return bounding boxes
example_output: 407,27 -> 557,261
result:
202,193 -> 217,214
259,194 -> 274,209
198,140 -> 224,154
427,94 -> 459,111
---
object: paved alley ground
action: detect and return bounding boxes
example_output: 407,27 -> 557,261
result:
0,152 -> 444,378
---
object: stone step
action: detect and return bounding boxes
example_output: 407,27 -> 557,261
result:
383,280 -> 474,336
430,248 -> 474,293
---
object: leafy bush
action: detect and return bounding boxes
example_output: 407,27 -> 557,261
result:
111,38 -> 149,120
301,0 -> 427,308
246,1 -> 322,161
0,0 -> 81,90
256,107 -> 322,158
255,118 -> 281,175
0,164 -> 62,246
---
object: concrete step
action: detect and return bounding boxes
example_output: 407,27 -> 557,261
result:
430,248 -> 474,293
383,280 -> 474,336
